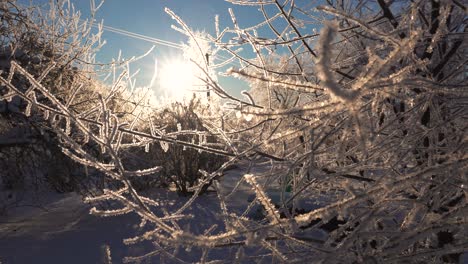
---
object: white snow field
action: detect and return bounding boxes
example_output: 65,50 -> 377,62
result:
0,164 -> 324,263
1,164 -> 467,263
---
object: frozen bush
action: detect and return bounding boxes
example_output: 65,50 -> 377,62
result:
0,0 -> 108,197
139,96 -> 227,195
1,0 -> 466,263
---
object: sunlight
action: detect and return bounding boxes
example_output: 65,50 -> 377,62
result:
159,59 -> 196,100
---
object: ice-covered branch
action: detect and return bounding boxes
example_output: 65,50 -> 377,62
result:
316,21 -> 359,104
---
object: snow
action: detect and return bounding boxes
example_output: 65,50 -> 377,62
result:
0,192 -> 142,263
0,164 -> 330,263
1,166 -> 466,263
1,167 -> 467,263
0,166 -> 246,263
0,190 -> 218,263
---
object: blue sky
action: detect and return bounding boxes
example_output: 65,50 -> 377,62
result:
70,1 -> 264,58
19,1 -> 326,99
67,0 -> 270,98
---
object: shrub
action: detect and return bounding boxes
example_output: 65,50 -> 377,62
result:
1,0 -> 466,263
0,0 -> 107,196
136,97 -> 227,195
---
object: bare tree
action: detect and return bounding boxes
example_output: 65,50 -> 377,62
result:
0,0 -> 110,204
1,0 -> 466,263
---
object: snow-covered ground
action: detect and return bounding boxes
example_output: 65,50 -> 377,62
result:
0,165 -> 259,263
1,165 -> 466,263
0,192 -> 142,263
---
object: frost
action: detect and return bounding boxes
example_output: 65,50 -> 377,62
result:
0,0 -> 466,263
244,174 -> 281,224
316,21 -> 359,104
24,102 -> 32,116
160,141 -> 169,152
43,109 -> 50,120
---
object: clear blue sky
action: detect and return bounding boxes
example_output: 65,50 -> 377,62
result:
68,0 -> 270,98
70,0 -> 264,57
20,1 -> 324,99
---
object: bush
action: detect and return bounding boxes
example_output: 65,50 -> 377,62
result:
136,97 -> 227,195
0,0 -> 107,197
1,0 -> 466,263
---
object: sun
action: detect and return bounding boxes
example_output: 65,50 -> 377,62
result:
159,60 -> 196,100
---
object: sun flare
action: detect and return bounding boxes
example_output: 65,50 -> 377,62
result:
159,60 -> 196,100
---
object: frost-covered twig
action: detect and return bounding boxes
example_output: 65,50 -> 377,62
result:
316,21 -> 359,104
